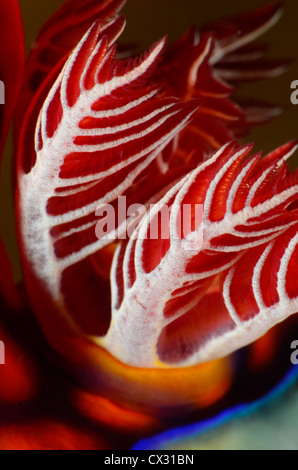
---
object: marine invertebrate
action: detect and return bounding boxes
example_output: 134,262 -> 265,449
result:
0,0 -> 297,449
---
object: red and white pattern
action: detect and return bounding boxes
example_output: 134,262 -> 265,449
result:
14,0 -> 127,135
152,2 -> 287,172
17,1 -> 298,369
18,19 -> 197,304
103,141 -> 298,367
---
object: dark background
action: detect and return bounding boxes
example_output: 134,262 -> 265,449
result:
1,0 -> 298,279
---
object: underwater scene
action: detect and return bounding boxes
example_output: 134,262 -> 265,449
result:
0,0 -> 298,451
